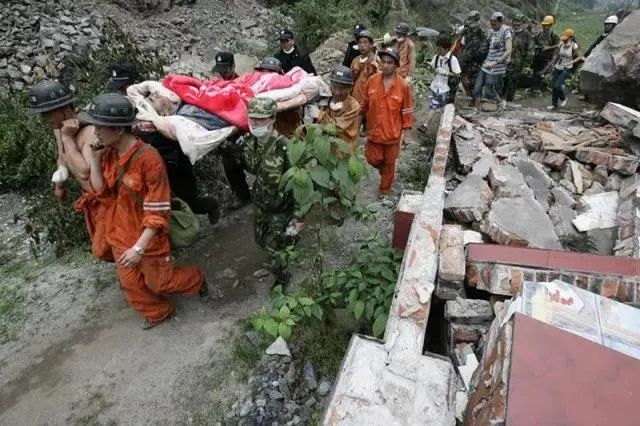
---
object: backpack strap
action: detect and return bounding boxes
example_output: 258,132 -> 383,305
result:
115,143 -> 149,206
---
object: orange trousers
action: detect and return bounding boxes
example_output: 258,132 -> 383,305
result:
113,249 -> 204,323
365,141 -> 400,193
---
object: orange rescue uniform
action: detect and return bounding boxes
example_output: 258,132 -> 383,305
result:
351,54 -> 382,103
396,38 -> 416,78
98,139 -> 204,323
361,72 -> 414,193
318,95 -> 361,155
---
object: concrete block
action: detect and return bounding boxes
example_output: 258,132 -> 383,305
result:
445,298 -> 494,324
488,164 -> 532,199
439,225 -> 465,282
470,152 -> 499,178
572,192 -> 619,232
479,197 -> 563,249
605,173 -> 623,191
548,204 -> 578,237
552,185 -> 576,207
584,181 -> 605,195
445,174 -> 493,222
513,157 -> 554,210
454,124 -> 483,170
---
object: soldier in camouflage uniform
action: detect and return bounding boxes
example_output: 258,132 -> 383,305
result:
459,11 -> 489,104
504,14 -> 533,102
243,97 -> 297,255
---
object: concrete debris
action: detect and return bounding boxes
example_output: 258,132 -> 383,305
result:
463,230 -> 484,246
444,174 -> 493,223
479,197 -> 562,249
458,352 -> 479,391
569,160 -> 584,194
605,173 -> 623,192
584,181 -> 605,195
559,178 -> 578,194
548,205 -> 578,237
445,298 -> 494,324
513,157 -> 554,210
599,102 -> 640,131
469,152 -> 499,178
265,337 -> 291,357
572,192 -> 619,232
551,185 -> 576,207
454,123 -> 484,170
488,164 -> 532,199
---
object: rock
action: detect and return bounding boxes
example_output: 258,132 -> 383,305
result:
303,361 -> 318,391
479,197 -> 562,249
581,11 -> 640,108
593,165 -> 609,186
559,179 -> 578,194
304,396 -> 317,408
234,53 -> 259,75
42,38 -> 56,49
551,186 -> 576,208
309,30 -> 350,77
19,64 -> 32,75
256,398 -> 267,408
463,230 -> 484,245
445,298 -> 494,324
488,164 -> 532,198
599,102 -> 640,130
269,390 -> 284,400
253,268 -> 271,279
587,227 -> 618,255
241,19 -> 258,30
542,152 -> 568,170
317,381 -> 331,397
584,181 -> 605,195
605,173 -> 623,191
240,399 -> 254,417
285,362 -> 296,385
470,152 -> 499,178
265,337 -> 291,357
572,192 -> 619,232
513,157 -> 554,210
548,205 -> 578,237
444,174 -> 493,222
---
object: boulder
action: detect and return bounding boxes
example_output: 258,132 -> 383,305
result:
580,11 -> 640,108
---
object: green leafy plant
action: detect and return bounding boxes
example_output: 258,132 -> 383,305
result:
320,239 -> 402,337
279,124 -> 369,222
251,285 -> 323,340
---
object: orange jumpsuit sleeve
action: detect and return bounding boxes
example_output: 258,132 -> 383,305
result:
401,81 -> 414,129
141,156 -> 171,233
360,77 -> 370,114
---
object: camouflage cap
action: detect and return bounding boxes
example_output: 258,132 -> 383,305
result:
248,97 -> 277,119
465,10 -> 481,24
512,14 -> 525,23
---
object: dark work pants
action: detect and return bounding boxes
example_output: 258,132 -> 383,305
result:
219,142 -> 251,202
165,153 -> 215,214
551,68 -> 569,107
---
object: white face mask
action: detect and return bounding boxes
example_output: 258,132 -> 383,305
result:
283,41 -> 295,54
397,36 -> 406,42
329,101 -> 344,111
250,125 -> 270,138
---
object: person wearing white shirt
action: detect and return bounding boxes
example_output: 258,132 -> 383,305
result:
429,36 -> 461,110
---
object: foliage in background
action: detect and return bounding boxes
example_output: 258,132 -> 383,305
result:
0,282 -> 24,344
280,124 -> 371,223
251,239 -> 402,340
0,18 -> 166,256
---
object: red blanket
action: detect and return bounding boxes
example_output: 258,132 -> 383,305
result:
163,68 -> 307,130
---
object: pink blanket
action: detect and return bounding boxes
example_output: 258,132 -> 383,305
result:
163,68 -> 307,130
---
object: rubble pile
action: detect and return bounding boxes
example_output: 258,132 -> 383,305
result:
0,0 -> 103,91
445,104 -> 640,257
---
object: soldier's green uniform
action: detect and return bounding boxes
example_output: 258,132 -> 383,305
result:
459,11 -> 489,100
243,98 -> 296,253
504,15 -> 534,101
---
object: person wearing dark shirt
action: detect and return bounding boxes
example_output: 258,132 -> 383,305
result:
211,51 -> 239,80
584,15 -> 618,58
342,23 -> 367,67
274,28 -> 317,74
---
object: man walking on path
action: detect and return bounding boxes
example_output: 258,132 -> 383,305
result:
275,28 -> 317,74
394,23 -> 416,81
343,23 -> 367,68
532,15 -> 559,93
361,48 -> 414,197
317,66 -> 361,155
81,93 -> 208,330
504,14 -> 533,102
473,12 -> 512,113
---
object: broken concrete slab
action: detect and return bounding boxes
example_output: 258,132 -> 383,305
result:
463,230 -> 484,246
513,157 -> 554,210
543,152 -> 569,170
572,192 -> 620,232
593,165 -> 609,186
548,204 -> 578,237
488,164 -> 532,199
569,160 -> 584,194
444,174 -> 493,223
584,181 -> 605,195
469,152 -> 499,178
445,298 -> 494,324
552,185 -> 576,208
587,228 -> 618,255
439,225 -> 465,283
599,102 -> 640,130
478,197 -> 563,249
560,178 -> 578,194
266,337 -> 291,357
605,173 -> 623,191
454,124 -> 483,170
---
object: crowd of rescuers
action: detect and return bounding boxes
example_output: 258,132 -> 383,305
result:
25,10 -> 622,328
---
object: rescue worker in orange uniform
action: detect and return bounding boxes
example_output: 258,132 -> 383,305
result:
81,94 -> 209,330
351,30 -> 381,104
317,65 -> 361,155
361,48 -> 414,197
394,23 -> 416,81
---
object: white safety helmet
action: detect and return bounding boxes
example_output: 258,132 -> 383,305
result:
604,15 -> 619,25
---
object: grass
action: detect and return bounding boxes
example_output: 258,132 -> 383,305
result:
0,283 -> 25,344
293,320 -> 351,379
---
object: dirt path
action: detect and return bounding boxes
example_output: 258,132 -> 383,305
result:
0,207 -> 270,425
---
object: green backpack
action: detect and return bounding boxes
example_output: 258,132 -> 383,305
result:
168,197 -> 200,248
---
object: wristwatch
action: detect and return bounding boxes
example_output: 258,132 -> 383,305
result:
133,245 -> 145,256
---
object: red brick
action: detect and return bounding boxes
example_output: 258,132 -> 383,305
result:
574,275 -> 589,290
466,264 -> 481,288
600,279 -> 618,299
589,276 -> 603,293
510,269 -> 524,294
614,281 -> 634,303
618,223 -> 636,241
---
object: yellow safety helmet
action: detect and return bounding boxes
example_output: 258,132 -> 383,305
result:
541,15 -> 555,25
